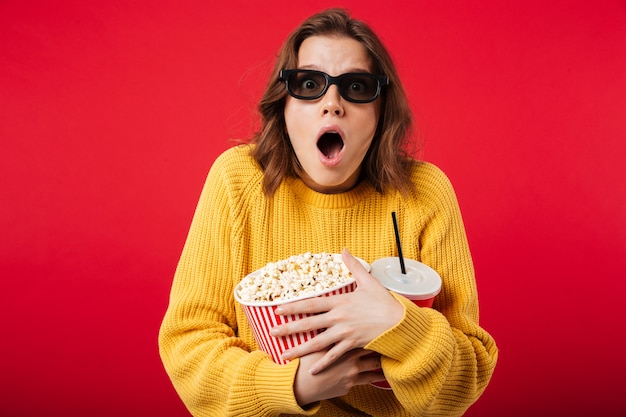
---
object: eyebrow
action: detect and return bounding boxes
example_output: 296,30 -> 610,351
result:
297,64 -> 373,74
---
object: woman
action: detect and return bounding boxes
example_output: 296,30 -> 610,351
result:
159,8 -> 497,416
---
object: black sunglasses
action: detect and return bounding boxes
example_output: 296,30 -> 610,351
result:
279,69 -> 389,103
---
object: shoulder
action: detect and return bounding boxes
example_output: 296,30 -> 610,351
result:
406,160 -> 460,207
209,144 -> 261,179
408,160 -> 454,191
205,144 -> 264,198
211,144 -> 258,172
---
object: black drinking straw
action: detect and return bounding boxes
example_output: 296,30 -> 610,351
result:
391,212 -> 407,274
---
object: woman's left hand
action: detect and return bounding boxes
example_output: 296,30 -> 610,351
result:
270,248 -> 404,374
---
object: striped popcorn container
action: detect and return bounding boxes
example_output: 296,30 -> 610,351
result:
235,278 -> 357,365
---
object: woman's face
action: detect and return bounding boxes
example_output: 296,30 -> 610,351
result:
284,35 -> 381,194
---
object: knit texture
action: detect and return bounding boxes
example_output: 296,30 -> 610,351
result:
158,145 -> 498,416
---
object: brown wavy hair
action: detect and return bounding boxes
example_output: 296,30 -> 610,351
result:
250,8 -> 416,196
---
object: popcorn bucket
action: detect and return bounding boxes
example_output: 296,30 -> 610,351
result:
234,254 -> 369,365
235,278 -> 357,364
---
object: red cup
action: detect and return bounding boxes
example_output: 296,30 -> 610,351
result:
234,256 -> 369,365
368,257 -> 442,389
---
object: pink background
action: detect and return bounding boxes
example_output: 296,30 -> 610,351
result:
1,1 -> 625,416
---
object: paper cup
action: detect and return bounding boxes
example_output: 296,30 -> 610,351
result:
369,257 -> 442,389
234,256 -> 369,365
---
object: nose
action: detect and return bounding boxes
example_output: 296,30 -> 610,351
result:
321,84 -> 345,117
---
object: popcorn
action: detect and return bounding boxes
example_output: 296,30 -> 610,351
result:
236,252 -> 354,303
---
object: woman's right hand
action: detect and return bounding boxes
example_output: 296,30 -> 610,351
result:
293,348 -> 386,407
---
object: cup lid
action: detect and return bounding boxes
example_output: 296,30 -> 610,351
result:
370,257 -> 442,300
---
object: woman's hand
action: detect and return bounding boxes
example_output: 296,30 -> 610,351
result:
294,348 -> 385,407
270,248 -> 404,374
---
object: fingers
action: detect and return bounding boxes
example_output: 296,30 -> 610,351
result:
270,296 -> 340,341
294,349 -> 385,405
359,351 -> 382,372
352,350 -> 387,385
308,340 -> 354,374
270,313 -> 328,339
313,349 -> 387,386
308,344 -> 382,376
274,294 -> 335,316
341,248 -> 383,291
359,370 -> 388,385
341,248 -> 369,279
280,330 -> 336,362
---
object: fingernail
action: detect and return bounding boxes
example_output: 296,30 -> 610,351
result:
274,307 -> 284,315
308,366 -> 318,375
270,328 -> 279,336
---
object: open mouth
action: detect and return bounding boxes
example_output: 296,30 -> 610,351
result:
317,132 -> 344,159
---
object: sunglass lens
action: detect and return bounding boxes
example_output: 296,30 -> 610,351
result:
288,71 -> 326,98
340,75 -> 378,102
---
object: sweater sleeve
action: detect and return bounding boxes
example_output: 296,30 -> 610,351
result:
158,150 -> 319,417
365,163 -> 498,416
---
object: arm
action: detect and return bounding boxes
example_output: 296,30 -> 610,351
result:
368,164 -> 498,415
158,152 -> 317,417
269,164 -> 498,416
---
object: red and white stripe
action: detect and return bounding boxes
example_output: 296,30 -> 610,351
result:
243,281 -> 357,364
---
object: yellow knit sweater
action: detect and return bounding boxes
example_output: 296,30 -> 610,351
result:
159,145 -> 497,416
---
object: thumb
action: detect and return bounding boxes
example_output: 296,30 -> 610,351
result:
341,248 -> 375,287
